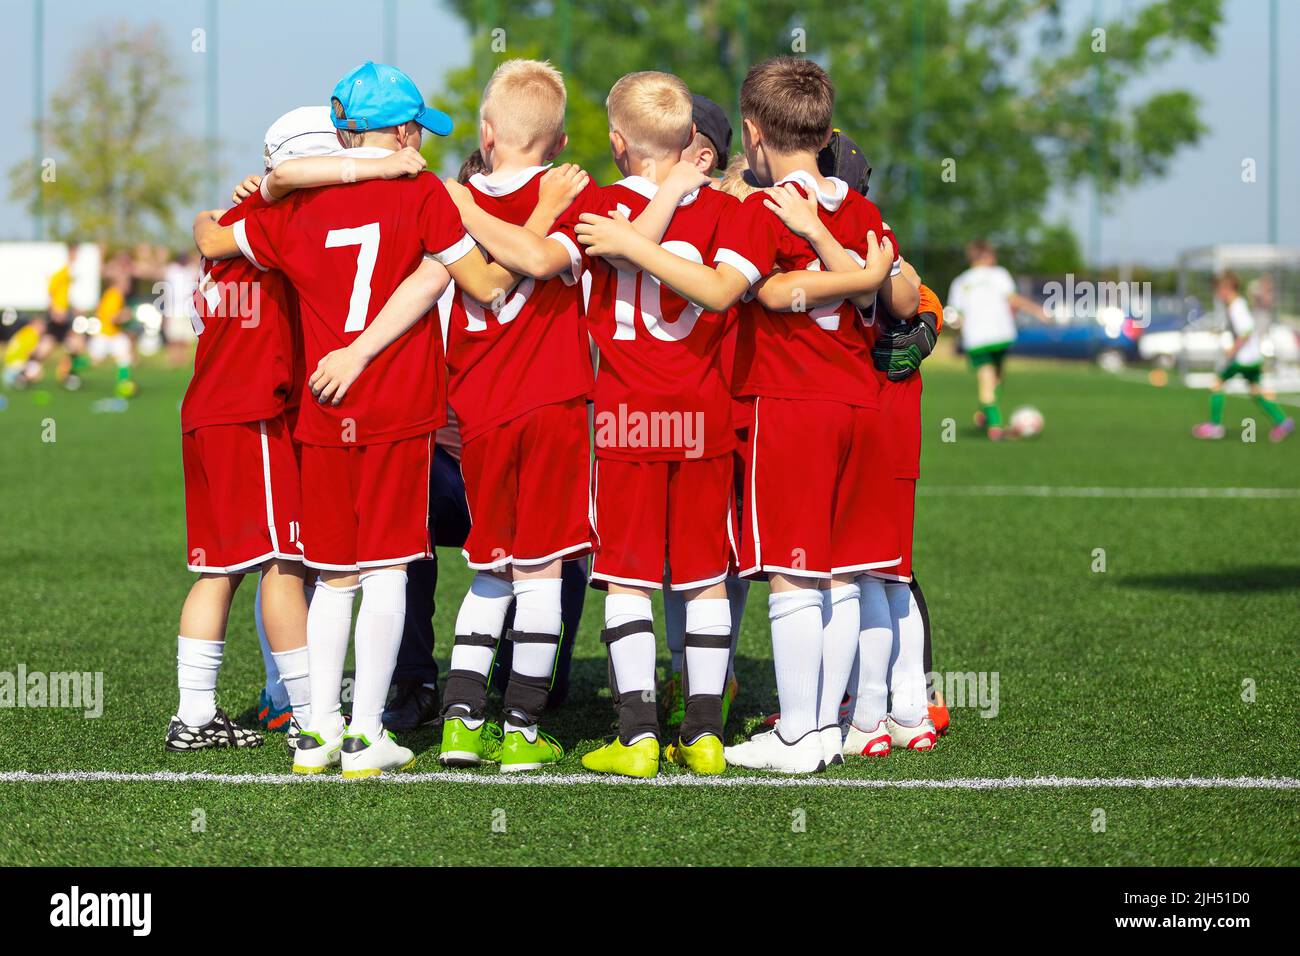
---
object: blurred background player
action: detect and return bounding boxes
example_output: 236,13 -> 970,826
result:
18,246 -> 88,390
946,239 -> 1048,440
1192,270 -> 1293,442
86,250 -> 137,398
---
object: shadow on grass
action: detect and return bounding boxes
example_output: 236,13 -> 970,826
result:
1117,565 -> 1300,594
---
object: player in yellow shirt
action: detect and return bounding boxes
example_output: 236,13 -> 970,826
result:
86,251 -> 137,397
18,248 -> 89,390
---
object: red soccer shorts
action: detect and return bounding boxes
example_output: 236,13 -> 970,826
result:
867,477 -> 916,583
298,433 -> 433,571
183,416 -> 303,573
590,453 -> 737,591
458,398 -> 593,570
738,396 -> 899,579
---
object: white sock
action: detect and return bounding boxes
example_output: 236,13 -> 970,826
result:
305,580 -> 356,738
270,644 -> 311,729
176,636 -> 224,727
684,597 -> 731,697
769,588 -> 823,741
854,576 -> 892,729
253,575 -> 288,709
605,593 -> 656,695
349,569 -> 407,740
449,572 -> 514,686
509,577 -> 563,682
818,584 -> 860,729
886,581 -> 929,724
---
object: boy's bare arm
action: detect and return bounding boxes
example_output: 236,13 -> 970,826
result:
762,184 -> 883,310
522,164 -> 589,236
310,257 -> 452,406
261,147 -> 426,201
575,210 -> 750,312
444,245 -> 521,306
447,180 -> 574,280
598,160 -> 713,270
193,210 -> 240,260
754,231 -> 894,312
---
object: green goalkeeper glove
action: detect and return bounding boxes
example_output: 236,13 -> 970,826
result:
872,309 -> 939,382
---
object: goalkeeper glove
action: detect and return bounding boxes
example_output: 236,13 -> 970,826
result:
871,309 -> 939,382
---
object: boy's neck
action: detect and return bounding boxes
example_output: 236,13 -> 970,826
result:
765,149 -> 829,192
488,146 -> 550,178
356,132 -> 401,152
624,151 -> 681,187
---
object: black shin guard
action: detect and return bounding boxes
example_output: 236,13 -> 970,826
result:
679,693 -> 723,744
440,632 -> 498,718
600,619 -> 658,744
501,629 -> 558,727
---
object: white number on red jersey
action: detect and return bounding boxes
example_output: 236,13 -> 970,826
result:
614,238 -> 706,342
462,278 -> 537,332
325,223 -> 380,332
805,250 -> 868,331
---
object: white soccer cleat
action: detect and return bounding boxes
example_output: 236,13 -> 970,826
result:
292,725 -> 345,774
842,719 -> 892,758
820,724 -> 845,767
341,730 -> 416,779
885,714 -> 937,751
724,723 -> 825,774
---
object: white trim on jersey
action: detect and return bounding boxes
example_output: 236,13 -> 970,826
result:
612,175 -> 702,207
547,231 -> 583,286
469,164 -> 552,197
714,249 -> 762,288
773,169 -> 848,212
433,233 -> 477,267
231,220 -> 268,272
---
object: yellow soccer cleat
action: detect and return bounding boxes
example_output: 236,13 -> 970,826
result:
665,733 -> 726,775
581,737 -> 660,778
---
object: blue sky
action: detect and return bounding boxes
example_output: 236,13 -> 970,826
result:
1,0 -> 1295,265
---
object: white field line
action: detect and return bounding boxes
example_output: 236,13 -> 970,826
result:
0,770 -> 1296,791
919,485 -> 1300,500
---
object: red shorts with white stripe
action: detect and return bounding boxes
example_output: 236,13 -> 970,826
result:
738,396 -> 899,579
591,454 -> 737,591
182,416 -> 303,573
867,477 -> 915,582
459,398 -> 593,570
298,434 -> 433,571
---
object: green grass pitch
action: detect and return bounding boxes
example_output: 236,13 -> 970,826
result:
1,355 -> 1297,865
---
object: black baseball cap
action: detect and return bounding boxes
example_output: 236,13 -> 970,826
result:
818,128 -> 872,196
691,94 -> 732,171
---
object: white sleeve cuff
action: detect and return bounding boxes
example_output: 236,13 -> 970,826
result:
547,232 -> 583,286
232,220 -> 267,272
259,177 -> 275,204
432,232 -> 476,266
890,256 -> 902,277
714,249 -> 762,288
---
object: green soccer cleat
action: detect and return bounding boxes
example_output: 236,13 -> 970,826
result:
438,715 -> 503,767
661,672 -> 685,729
582,737 -> 660,778
499,727 -> 563,773
665,733 -> 725,775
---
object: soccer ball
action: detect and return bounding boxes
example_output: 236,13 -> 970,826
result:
1009,405 -> 1044,438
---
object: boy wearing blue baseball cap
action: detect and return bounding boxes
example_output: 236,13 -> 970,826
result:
193,61 -> 524,779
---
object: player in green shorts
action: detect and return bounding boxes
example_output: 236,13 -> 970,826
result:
1193,271 -> 1293,442
948,240 -> 1047,440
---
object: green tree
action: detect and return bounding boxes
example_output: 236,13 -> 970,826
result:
428,0 -> 1222,288
9,23 -> 203,248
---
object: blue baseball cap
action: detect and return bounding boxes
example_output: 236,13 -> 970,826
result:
329,61 -> 453,137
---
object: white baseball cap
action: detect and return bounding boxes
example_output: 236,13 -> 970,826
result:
262,106 -> 341,170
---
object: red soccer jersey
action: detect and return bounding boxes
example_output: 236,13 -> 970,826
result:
876,282 -> 943,478
181,192 -> 297,433
554,177 -> 738,462
440,166 -> 595,442
718,171 -> 896,408
235,153 -> 474,446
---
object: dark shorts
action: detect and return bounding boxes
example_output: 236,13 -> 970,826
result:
968,344 -> 1010,372
1220,362 -> 1262,385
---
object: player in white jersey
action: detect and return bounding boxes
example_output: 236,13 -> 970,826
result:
1192,271 -> 1293,442
946,239 -> 1048,440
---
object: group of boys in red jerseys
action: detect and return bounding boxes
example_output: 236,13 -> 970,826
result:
170,53 -> 947,778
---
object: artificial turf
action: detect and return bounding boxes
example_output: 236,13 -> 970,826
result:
1,353 -> 1297,866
